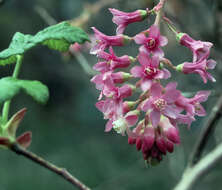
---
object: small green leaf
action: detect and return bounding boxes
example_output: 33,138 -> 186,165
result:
0,77 -> 20,103
17,80 -> 49,104
0,21 -> 90,66
0,77 -> 49,104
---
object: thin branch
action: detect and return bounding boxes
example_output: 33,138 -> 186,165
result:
189,94 -> 222,166
34,5 -> 57,26
154,0 -> 167,26
174,142 -> 222,190
69,0 -> 119,28
72,51 -> 97,76
10,143 -> 91,190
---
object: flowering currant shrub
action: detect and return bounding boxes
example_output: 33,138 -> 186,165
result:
90,5 -> 216,164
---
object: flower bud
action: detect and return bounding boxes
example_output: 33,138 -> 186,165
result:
112,72 -> 132,83
123,101 -> 137,113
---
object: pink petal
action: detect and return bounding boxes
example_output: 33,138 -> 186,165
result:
195,91 -> 211,102
116,24 -> 126,35
95,100 -> 105,112
150,82 -> 162,97
141,99 -> 152,111
97,50 -> 111,60
105,120 -> 113,132
138,51 -> 151,67
139,45 -> 151,55
206,72 -> 216,82
130,66 -> 143,77
150,109 -> 161,127
149,25 -> 160,39
165,82 -> 177,91
207,59 -> 217,69
162,68 -> 171,79
162,105 -> 177,119
159,36 -> 168,46
163,89 -> 180,103
141,79 -> 152,91
134,33 -> 147,44
93,61 -> 108,72
153,47 -> 164,58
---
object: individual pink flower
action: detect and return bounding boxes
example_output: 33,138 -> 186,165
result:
96,99 -> 139,133
128,116 -> 180,163
109,8 -> 148,34
177,58 -> 216,83
90,27 -> 131,54
177,33 -> 213,62
91,71 -> 132,99
112,110 -> 140,135
96,98 -> 123,132
141,82 -> 180,127
176,91 -> 210,117
130,51 -> 170,91
134,25 -> 168,58
93,47 -> 133,73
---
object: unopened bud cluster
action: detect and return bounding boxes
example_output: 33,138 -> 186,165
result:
90,6 -> 216,164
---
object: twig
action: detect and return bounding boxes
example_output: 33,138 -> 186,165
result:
189,95 -> 222,166
10,143 -> 91,190
69,0 -> 119,28
72,51 -> 97,76
34,5 -> 57,26
174,142 -> 222,190
154,0 -> 167,26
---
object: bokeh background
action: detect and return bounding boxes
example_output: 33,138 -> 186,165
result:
0,0 -> 222,189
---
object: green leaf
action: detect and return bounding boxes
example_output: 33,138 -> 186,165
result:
34,22 -> 90,52
0,21 -> 90,66
17,80 -> 49,104
0,77 -> 49,104
0,33 -> 35,66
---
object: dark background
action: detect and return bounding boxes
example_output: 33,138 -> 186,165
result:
0,0 -> 221,189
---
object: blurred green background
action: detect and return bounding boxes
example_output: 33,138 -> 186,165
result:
0,0 -> 222,189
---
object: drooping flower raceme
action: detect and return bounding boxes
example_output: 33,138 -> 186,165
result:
90,6 -> 216,164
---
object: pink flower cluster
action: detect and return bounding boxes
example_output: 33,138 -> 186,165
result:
90,7 -> 215,164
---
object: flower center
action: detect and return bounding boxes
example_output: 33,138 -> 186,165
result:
147,38 -> 156,49
154,98 -> 167,111
144,67 -> 157,78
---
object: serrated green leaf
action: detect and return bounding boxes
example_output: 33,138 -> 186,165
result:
34,22 -> 90,51
0,33 -> 35,66
0,77 -> 49,104
0,21 -> 90,66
